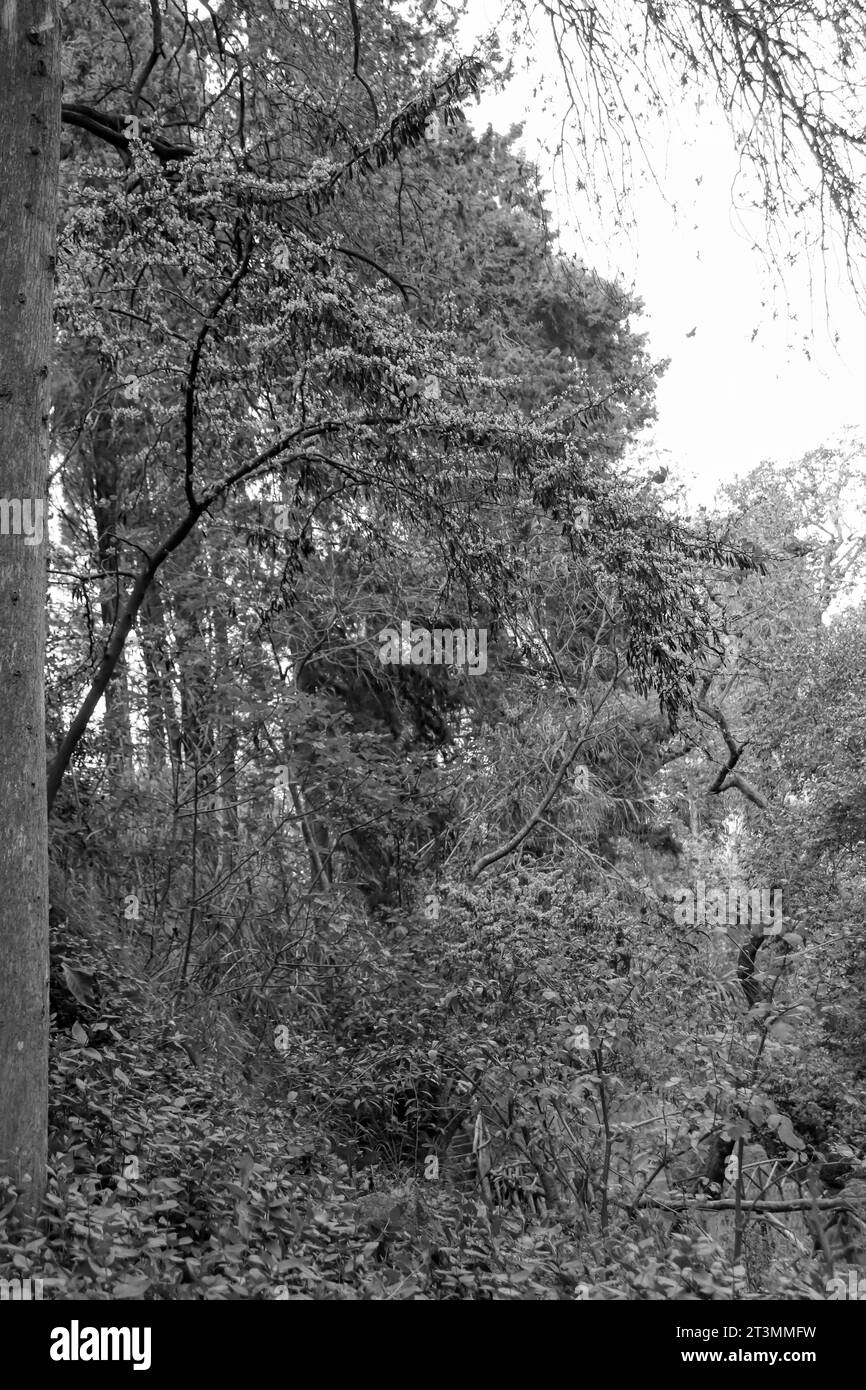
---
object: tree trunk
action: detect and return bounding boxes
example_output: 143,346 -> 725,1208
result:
139,578 -> 183,772
209,540 -> 238,881
89,423 -> 133,764
0,0 -> 60,1207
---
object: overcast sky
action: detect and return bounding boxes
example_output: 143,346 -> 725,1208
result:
459,3 -> 866,510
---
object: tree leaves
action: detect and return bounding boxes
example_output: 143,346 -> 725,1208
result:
60,962 -> 99,1011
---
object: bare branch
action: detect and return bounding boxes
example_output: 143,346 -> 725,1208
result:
333,244 -> 416,302
697,695 -> 768,808
722,770 -> 770,811
347,0 -> 379,126
184,228 -> 254,507
622,1194 -> 858,1215
131,0 -> 165,110
469,734 -> 587,879
61,102 -> 194,162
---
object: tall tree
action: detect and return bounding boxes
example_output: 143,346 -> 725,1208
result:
0,0 -> 61,1206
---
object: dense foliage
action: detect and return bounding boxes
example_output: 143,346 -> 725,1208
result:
2,0 -> 866,1302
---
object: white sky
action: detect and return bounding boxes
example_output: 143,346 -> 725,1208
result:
458,2 -> 866,510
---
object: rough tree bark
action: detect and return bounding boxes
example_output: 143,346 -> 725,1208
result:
0,0 -> 61,1206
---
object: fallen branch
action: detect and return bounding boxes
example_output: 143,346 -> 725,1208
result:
468,734 -> 586,879
621,1194 -> 857,1214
